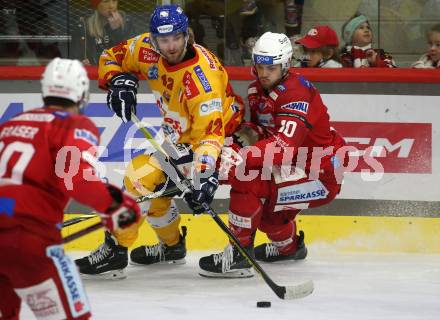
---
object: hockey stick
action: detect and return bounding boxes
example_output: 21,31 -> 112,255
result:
131,113 -> 314,300
63,221 -> 102,244
62,184 -> 182,228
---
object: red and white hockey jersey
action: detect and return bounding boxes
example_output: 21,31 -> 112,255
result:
0,107 -> 113,242
246,71 -> 345,172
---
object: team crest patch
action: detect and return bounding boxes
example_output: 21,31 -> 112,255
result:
147,65 -> 158,79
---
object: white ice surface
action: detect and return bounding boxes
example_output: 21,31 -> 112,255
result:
21,250 -> 440,320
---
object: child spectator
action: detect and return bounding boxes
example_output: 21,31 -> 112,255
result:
71,0 -> 136,65
340,13 -> 396,68
296,25 -> 342,68
411,24 -> 440,69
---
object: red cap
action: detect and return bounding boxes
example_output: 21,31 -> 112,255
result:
297,26 -> 339,49
90,0 -> 102,9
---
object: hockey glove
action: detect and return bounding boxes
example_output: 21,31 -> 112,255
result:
184,174 -> 219,215
102,184 -> 141,232
107,72 -> 138,122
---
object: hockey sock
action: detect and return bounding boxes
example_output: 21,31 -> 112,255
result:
228,190 -> 263,247
259,220 -> 298,254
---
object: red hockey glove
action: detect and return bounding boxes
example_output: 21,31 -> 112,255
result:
102,184 -> 141,232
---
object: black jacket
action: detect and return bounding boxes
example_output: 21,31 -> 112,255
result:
71,11 -> 136,65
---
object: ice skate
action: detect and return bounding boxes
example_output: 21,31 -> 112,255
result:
75,231 -> 128,280
255,230 -> 307,262
199,243 -> 254,278
130,226 -> 187,265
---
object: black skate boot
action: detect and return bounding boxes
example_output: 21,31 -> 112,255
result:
254,230 -> 307,263
199,243 -> 254,278
75,231 -> 128,280
130,226 -> 187,265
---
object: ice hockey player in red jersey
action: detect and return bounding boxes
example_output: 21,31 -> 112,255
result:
0,58 -> 141,319
199,32 -> 347,278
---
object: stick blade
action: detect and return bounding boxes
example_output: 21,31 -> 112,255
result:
283,280 -> 314,300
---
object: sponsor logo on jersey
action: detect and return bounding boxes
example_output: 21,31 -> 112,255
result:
11,113 -> 54,122
257,113 -> 274,127
104,61 -> 118,66
142,36 -> 150,43
183,71 -> 200,99
276,84 -> 286,91
53,111 -> 70,119
46,245 -> 90,318
196,45 -> 217,70
269,91 -> 278,101
74,129 -> 98,146
280,101 -> 309,114
0,197 -> 15,217
253,54 -> 273,64
138,47 -> 159,63
230,102 -> 241,113
194,65 -> 212,93
199,98 -> 222,116
147,65 -> 158,79
163,91 -> 171,102
128,36 -> 140,54
298,76 -> 313,89
277,181 -> 329,204
248,86 -> 258,95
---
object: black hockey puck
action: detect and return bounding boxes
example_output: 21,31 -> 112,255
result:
256,301 -> 271,308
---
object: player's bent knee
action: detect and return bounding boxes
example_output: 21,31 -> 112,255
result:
124,154 -> 167,197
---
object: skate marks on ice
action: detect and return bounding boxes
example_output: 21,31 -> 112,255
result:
21,251 -> 440,320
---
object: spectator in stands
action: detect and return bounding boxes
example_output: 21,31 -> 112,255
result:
71,0 -> 136,65
340,13 -> 396,68
0,0 -> 61,65
239,0 -> 304,64
240,0 -> 304,37
411,24 -> 440,69
295,25 -> 342,68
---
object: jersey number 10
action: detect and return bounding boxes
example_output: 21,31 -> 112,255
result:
0,141 -> 35,185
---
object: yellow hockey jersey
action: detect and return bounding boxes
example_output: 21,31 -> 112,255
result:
98,33 -> 243,169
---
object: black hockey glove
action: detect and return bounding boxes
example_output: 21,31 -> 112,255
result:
107,72 -> 138,122
184,174 -> 219,215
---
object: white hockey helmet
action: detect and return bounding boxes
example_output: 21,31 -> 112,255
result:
252,32 -> 293,75
41,58 -> 90,109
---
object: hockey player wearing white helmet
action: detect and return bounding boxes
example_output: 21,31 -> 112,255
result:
0,58 -> 141,319
199,32 -> 347,278
252,31 -> 293,86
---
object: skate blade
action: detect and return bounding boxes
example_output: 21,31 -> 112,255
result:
198,268 -> 254,279
129,258 -> 186,266
80,269 -> 126,280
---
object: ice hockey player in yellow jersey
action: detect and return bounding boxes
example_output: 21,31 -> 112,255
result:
75,4 -> 244,279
